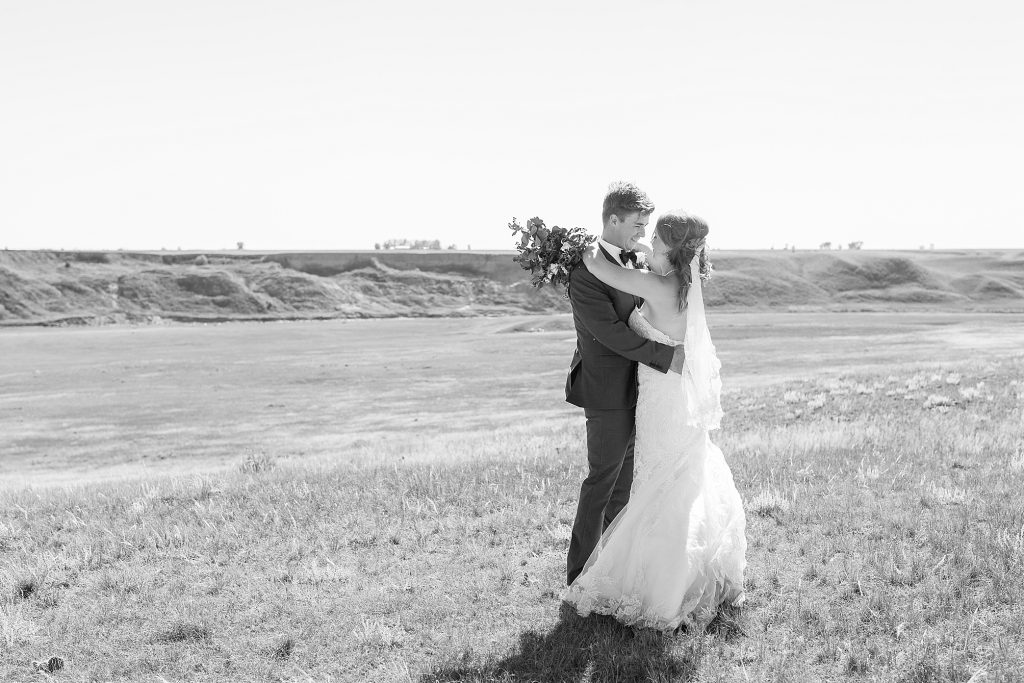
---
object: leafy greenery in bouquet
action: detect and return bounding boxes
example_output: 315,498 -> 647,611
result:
509,217 -> 596,297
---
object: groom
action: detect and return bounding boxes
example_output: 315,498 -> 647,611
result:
564,181 -> 685,586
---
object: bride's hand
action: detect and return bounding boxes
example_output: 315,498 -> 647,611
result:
582,240 -> 601,265
669,345 -> 685,374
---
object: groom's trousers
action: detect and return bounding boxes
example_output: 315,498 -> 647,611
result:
566,407 -> 636,586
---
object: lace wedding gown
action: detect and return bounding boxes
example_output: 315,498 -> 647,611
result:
563,308 -> 747,631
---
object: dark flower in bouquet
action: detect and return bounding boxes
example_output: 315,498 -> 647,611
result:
509,217 -> 596,297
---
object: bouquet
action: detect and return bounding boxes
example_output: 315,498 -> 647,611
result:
509,217 -> 596,297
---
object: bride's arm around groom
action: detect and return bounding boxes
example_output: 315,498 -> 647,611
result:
564,255 -> 681,409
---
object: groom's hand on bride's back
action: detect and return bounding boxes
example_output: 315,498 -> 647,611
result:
669,346 -> 685,374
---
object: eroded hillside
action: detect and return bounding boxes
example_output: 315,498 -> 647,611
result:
0,249 -> 1022,325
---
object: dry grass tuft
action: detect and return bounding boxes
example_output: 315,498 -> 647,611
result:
155,621 -> 213,644
271,636 -> 295,660
12,577 -> 37,602
747,489 -> 790,518
238,451 -> 277,473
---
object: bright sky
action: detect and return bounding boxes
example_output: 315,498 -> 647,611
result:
1,0 -> 1021,251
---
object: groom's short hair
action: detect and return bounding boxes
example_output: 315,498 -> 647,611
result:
602,181 -> 655,223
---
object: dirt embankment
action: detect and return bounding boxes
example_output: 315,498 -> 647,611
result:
0,249 -> 1022,326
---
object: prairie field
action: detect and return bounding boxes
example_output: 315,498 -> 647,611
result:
1,312 -> 1024,682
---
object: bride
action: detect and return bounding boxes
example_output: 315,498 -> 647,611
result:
562,210 -> 747,631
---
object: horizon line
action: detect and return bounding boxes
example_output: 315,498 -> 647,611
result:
4,247 -> 1022,254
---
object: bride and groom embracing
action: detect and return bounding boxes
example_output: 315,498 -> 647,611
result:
561,181 -> 747,631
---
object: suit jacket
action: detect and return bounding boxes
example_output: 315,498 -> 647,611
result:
565,245 -> 674,410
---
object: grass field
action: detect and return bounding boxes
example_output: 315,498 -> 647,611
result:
2,313 -> 1023,681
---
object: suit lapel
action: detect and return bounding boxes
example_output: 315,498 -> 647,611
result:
598,244 -> 619,266
598,244 -> 637,309
597,243 -> 643,312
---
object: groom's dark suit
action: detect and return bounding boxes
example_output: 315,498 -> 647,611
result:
564,245 -> 675,586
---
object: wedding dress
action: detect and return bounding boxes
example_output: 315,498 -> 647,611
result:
563,256 -> 746,631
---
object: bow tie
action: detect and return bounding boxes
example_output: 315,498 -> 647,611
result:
618,250 -> 639,267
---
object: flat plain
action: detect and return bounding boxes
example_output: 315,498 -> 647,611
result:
2,312 -> 1024,681
3,311 -> 1022,486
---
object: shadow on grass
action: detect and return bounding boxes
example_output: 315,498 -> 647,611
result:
422,603 -> 711,683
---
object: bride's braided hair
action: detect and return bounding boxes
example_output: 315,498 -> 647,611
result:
656,211 -> 712,311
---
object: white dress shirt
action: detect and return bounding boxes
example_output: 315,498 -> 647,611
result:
598,238 -> 637,268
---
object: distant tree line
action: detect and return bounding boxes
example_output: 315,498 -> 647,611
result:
818,241 -> 864,250
771,241 -> 864,251
374,239 -> 462,250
